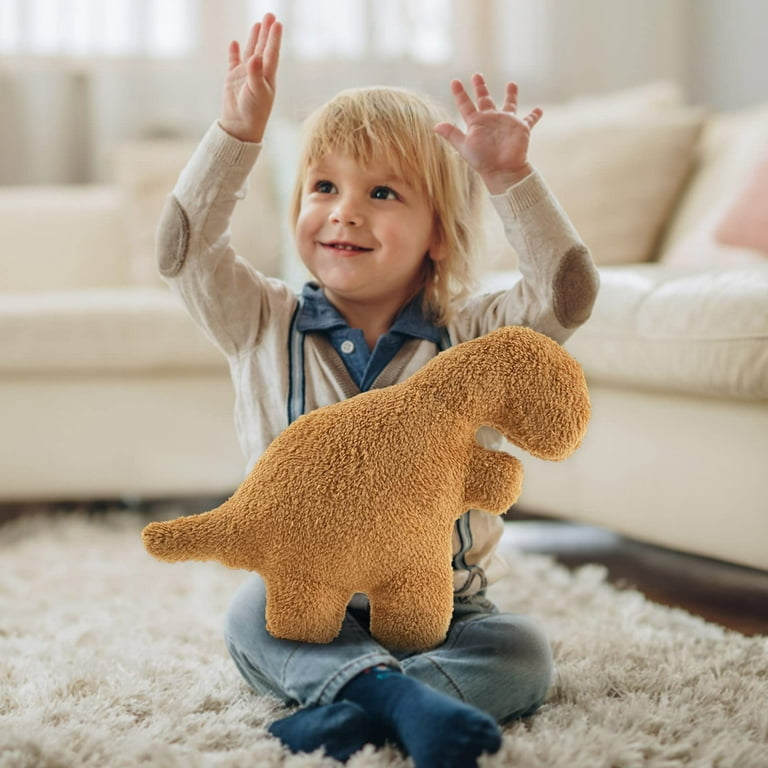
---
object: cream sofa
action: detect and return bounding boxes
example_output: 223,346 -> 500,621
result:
1,84 -> 766,572
0,143 -> 281,502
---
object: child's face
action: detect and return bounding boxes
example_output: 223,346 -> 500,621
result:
295,151 -> 441,313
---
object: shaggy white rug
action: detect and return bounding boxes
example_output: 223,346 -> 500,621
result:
1,512 -> 766,768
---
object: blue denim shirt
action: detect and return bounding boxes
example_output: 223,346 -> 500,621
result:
296,282 -> 442,392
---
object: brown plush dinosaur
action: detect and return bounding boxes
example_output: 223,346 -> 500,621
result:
142,325 -> 590,651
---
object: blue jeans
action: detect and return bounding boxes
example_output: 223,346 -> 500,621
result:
224,574 -> 553,724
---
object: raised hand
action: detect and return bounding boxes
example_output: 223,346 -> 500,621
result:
434,74 -> 543,194
220,13 -> 283,144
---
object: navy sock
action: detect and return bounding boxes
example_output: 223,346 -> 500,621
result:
338,666 -> 502,768
268,701 -> 387,762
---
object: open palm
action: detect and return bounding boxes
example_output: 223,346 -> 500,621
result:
220,14 -> 282,143
435,75 -> 542,194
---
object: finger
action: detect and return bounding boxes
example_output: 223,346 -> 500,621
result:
262,20 -> 282,84
243,21 -> 261,59
502,82 -> 519,113
254,13 -> 276,58
434,121 -> 466,151
227,40 -> 241,71
471,73 -> 496,111
246,49 -> 264,82
450,79 -> 477,122
523,107 -> 543,130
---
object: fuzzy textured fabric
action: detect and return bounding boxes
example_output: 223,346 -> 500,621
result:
2,512 -> 767,768
142,326 -> 590,651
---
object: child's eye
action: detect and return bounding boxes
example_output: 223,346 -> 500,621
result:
315,180 -> 337,194
371,186 -> 398,201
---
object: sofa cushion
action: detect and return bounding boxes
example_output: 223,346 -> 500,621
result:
0,287 -> 225,373
480,265 -> 768,399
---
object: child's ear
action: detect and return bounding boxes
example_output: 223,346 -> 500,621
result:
427,236 -> 447,263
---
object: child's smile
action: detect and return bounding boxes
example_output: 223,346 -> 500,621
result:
295,151 -> 442,319
320,239 -> 374,254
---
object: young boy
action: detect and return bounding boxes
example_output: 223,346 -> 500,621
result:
158,13 -> 599,768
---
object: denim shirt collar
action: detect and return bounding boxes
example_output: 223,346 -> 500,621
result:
296,282 -> 442,344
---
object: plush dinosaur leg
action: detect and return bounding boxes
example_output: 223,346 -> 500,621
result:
265,578 -> 352,644
464,444 -> 524,513
368,565 -> 454,652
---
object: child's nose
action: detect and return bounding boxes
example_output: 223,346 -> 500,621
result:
330,196 -> 363,226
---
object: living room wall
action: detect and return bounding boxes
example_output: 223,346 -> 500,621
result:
685,0 -> 768,110
541,0 -> 767,110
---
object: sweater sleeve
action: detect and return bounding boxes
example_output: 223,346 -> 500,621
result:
156,121 -> 295,358
449,169 -> 599,345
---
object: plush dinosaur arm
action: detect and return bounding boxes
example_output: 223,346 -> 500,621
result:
464,444 -> 524,514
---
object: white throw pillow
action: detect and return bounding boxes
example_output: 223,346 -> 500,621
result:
480,82 -> 704,270
532,111 -> 704,265
658,103 -> 768,269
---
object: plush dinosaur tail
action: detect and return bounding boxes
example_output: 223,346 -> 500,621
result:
142,500 -> 235,565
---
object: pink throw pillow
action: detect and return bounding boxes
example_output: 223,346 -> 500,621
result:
714,153 -> 768,252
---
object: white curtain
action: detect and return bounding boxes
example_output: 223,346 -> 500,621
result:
0,0 -> 203,183
0,0 -> 193,57
247,0 -> 453,64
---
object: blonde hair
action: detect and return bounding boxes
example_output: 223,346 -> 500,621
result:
290,86 -> 483,325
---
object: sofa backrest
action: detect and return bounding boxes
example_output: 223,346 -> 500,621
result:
0,134 -> 284,295
111,137 -> 283,288
0,185 -> 134,293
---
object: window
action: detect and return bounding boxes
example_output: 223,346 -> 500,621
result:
249,0 -> 453,64
0,0 -> 545,77
0,0 -> 194,57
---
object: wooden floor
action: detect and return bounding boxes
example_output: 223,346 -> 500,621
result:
505,512 -> 768,636
2,500 -> 767,636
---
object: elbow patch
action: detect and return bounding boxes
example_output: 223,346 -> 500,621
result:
552,245 -> 599,328
157,195 -> 191,278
